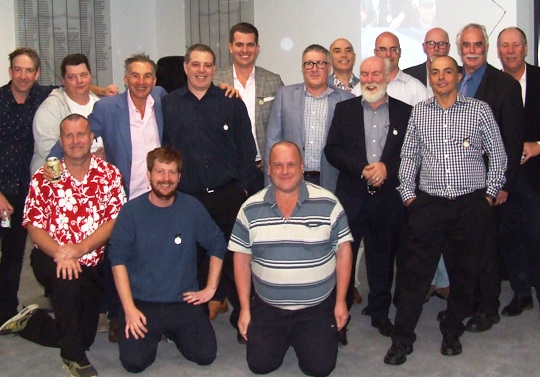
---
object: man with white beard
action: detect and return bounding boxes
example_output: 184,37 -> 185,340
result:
325,56 -> 412,341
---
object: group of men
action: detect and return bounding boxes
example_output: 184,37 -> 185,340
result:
0,18 -> 538,377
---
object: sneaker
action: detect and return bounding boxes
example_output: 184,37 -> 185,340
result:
62,356 -> 98,377
0,304 -> 39,335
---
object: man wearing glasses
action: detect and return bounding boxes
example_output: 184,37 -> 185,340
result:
265,44 -> 354,194
353,32 -> 428,106
404,27 -> 452,94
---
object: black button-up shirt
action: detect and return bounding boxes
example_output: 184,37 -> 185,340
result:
0,82 -> 54,195
162,84 -> 257,195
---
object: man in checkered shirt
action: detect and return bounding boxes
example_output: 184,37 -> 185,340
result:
384,56 -> 507,366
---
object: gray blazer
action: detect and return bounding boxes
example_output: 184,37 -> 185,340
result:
265,83 -> 355,192
214,65 -> 283,160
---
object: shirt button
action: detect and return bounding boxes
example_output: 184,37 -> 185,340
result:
372,140 -> 376,143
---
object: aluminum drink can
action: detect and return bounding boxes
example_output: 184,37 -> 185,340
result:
46,157 -> 62,181
1,210 -> 10,228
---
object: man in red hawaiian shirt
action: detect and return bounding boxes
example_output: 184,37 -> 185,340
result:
0,114 -> 126,377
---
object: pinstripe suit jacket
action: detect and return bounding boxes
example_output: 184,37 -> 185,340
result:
214,65 -> 283,160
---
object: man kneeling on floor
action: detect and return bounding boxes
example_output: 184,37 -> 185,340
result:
229,141 -> 353,377
108,146 -> 225,373
0,114 -> 126,377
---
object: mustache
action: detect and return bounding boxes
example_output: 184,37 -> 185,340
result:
464,54 -> 482,59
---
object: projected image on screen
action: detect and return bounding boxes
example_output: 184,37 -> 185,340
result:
359,0 -> 508,69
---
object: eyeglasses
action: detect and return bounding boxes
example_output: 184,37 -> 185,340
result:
375,47 -> 401,54
302,61 -> 329,70
425,41 -> 449,49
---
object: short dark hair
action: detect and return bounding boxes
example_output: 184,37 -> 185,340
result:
497,27 -> 528,46
60,114 -> 90,135
147,146 -> 183,173
185,44 -> 216,65
9,48 -> 41,70
61,54 -> 91,78
302,44 -> 330,61
124,53 -> 157,76
432,55 -> 460,71
229,22 -> 259,44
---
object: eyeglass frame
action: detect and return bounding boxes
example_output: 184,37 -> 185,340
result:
424,40 -> 450,49
302,61 -> 330,70
375,46 -> 401,54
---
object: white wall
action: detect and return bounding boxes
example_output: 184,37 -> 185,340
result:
0,0 -> 186,88
255,0 -> 534,85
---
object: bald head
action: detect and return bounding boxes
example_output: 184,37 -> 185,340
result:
374,32 -> 401,74
423,27 -> 451,66
329,38 -> 356,76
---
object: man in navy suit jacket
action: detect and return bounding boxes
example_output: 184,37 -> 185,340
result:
326,56 -> 412,343
497,27 -> 540,318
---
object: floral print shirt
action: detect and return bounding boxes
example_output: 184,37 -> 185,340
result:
23,156 -> 126,266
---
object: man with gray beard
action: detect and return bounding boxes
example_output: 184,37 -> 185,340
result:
325,56 -> 412,341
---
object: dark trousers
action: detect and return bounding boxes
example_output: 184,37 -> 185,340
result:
0,192 -> 27,323
118,299 -> 216,373
346,193 -> 401,323
20,248 -> 104,362
499,169 -> 540,302
474,204 -> 502,316
392,190 -> 489,345
194,182 -> 246,328
247,295 -> 338,377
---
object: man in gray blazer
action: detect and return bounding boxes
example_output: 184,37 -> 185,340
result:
214,22 -> 283,195
265,44 -> 354,193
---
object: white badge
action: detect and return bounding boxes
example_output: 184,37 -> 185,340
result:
463,138 -> 470,148
393,129 -> 398,136
223,124 -> 229,131
175,235 -> 182,245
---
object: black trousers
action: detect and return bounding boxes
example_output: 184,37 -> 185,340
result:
392,190 -> 490,345
193,182 -> 246,328
0,192 -> 27,323
20,248 -> 104,362
346,192 -> 402,323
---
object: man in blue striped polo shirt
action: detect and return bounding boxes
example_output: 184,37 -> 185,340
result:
229,141 -> 353,377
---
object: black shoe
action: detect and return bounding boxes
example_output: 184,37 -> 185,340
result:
501,295 -> 533,317
361,306 -> 371,316
372,318 -> 394,337
237,330 -> 247,345
337,327 -> 348,346
465,312 -> 500,333
441,334 -> 462,356
384,342 -> 413,365
437,309 -> 447,322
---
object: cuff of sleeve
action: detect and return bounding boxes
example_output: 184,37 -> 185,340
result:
485,188 -> 499,199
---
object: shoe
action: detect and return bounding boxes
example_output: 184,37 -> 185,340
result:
384,342 -> 413,365
465,312 -> 500,333
372,318 -> 394,337
208,299 -> 229,320
437,309 -> 447,322
425,285 -> 437,303
108,318 -> 119,343
361,306 -> 371,316
237,330 -> 247,345
441,334 -> 462,356
0,304 -> 39,335
337,327 -> 348,346
353,288 -> 363,304
501,295 -> 533,317
96,313 -> 108,333
435,287 -> 450,300
62,355 -> 98,377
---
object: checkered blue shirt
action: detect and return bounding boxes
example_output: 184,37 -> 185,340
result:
398,93 -> 507,201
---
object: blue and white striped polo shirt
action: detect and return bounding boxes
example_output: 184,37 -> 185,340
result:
228,181 -> 352,310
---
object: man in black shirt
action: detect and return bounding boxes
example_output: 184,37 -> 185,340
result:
162,43 -> 257,342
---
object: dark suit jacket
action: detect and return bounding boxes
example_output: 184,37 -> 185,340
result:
523,63 -> 540,192
325,96 -> 412,224
474,64 -> 525,193
403,62 -> 427,86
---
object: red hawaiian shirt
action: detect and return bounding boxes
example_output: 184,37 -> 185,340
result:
23,156 -> 126,266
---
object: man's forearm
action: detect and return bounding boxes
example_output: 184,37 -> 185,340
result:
206,256 -> 224,291
233,252 -> 253,310
112,265 -> 137,312
335,241 -> 352,303
77,220 -> 116,257
27,224 -> 60,257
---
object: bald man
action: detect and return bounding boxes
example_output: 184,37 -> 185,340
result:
328,38 -> 359,92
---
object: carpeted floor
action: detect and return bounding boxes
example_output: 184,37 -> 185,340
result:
1,238 -> 539,377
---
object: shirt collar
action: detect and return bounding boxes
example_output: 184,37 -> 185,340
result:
303,84 -> 333,98
264,180 -> 309,207
233,65 -> 255,80
361,95 -> 389,110
464,62 -> 487,82
126,89 -> 155,113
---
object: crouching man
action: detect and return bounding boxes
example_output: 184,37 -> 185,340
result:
108,146 -> 225,373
